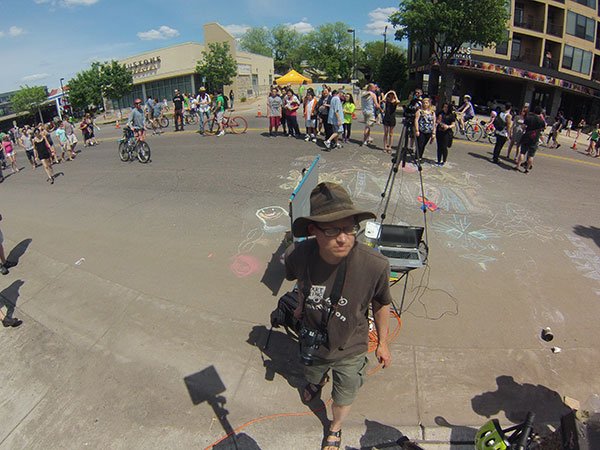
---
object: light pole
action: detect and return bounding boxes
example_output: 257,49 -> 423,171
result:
347,28 -> 356,84
383,26 -> 388,55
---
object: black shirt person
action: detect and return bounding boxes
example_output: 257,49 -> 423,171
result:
172,89 -> 185,131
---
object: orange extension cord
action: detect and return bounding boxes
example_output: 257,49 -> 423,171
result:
204,310 -> 402,450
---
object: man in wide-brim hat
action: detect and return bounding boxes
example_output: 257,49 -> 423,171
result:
285,182 -> 393,450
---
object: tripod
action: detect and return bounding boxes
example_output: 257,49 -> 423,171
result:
377,116 -> 430,316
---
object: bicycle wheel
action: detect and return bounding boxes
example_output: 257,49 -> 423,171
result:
203,118 -> 218,136
229,116 -> 248,134
160,117 -> 169,128
136,141 -> 151,163
188,113 -> 198,125
465,123 -> 482,141
118,141 -> 130,161
488,132 -> 497,145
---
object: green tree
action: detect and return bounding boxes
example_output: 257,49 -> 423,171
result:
359,41 -> 403,83
11,85 -> 48,122
375,51 -> 408,96
240,27 -> 272,57
390,0 -> 510,101
195,42 -> 238,91
304,22 -> 354,82
68,63 -> 104,112
100,60 -> 133,112
270,25 -> 304,73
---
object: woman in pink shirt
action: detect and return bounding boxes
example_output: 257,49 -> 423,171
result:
2,135 -> 18,174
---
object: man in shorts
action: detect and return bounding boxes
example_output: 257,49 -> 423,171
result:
267,87 -> 283,136
324,90 -> 345,150
516,106 -> 546,173
361,83 -> 381,146
214,90 -> 226,137
285,182 -> 392,450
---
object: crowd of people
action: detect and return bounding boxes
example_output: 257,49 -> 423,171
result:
0,113 -> 93,184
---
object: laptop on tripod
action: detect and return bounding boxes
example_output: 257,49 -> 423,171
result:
375,224 -> 425,270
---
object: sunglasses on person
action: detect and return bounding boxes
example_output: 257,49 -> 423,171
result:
314,223 -> 360,237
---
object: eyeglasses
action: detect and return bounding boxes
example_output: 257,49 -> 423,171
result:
314,224 -> 360,237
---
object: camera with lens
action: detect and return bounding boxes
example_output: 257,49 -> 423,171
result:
298,326 -> 328,366
403,98 -> 420,127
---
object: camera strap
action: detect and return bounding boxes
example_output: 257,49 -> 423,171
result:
301,247 -> 348,331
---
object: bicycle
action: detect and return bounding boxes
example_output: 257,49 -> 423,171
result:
455,112 -> 484,142
183,109 -> 198,125
118,127 -> 151,163
475,411 -> 535,450
482,121 -> 497,144
203,109 -> 248,136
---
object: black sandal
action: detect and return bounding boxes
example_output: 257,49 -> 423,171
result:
322,429 -> 342,449
301,374 -> 329,404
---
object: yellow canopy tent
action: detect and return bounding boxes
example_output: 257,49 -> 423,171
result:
275,70 -> 312,86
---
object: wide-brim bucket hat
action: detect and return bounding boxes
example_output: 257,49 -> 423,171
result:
292,182 -> 376,237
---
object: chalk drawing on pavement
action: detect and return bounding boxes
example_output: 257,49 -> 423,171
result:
483,203 -> 561,243
564,234 -> 600,294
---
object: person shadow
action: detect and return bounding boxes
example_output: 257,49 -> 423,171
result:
573,225 -> 600,248
7,238 -> 32,266
246,325 -> 330,432
471,375 -> 572,432
260,238 -> 287,297
0,280 -> 25,319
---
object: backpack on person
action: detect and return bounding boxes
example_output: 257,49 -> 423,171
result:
269,289 -> 301,334
222,95 -> 229,110
493,112 -> 506,132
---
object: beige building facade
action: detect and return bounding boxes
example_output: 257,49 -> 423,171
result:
409,0 -> 600,123
115,22 -> 274,109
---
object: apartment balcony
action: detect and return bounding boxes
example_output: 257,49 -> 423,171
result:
514,17 -> 545,33
546,21 -> 563,37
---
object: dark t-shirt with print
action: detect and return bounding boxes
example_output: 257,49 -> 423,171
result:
173,94 -> 184,111
285,238 -> 393,362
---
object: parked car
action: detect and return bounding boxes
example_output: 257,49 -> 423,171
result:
487,99 -> 510,111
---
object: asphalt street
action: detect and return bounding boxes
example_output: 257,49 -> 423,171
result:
0,110 -> 599,450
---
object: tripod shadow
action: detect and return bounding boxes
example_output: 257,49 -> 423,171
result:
471,375 -> 572,431
573,225 -> 600,248
260,238 -> 287,296
7,238 -> 32,266
246,325 -> 330,431
345,419 -> 420,450
434,416 -> 477,449
0,280 -> 25,318
183,365 -> 261,450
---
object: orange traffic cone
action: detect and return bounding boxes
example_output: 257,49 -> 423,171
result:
116,120 -> 120,129
352,112 -> 356,119
257,105 -> 262,117
571,140 -> 577,149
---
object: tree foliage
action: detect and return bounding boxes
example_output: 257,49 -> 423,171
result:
68,60 -> 132,112
376,52 -> 408,96
11,85 -> 48,121
196,42 -> 238,91
240,27 -> 272,58
270,25 -> 304,74
390,0 -> 510,99
101,60 -> 133,102
358,41 -> 403,83
68,62 -> 104,112
304,22 -> 354,81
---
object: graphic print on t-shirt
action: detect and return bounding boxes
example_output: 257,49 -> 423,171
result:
306,286 -> 347,322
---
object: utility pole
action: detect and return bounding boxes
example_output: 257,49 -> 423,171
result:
383,25 -> 388,55
347,28 -> 356,83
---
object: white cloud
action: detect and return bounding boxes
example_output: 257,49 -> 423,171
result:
224,24 -> 250,37
137,25 -> 180,41
285,21 -> 314,34
365,7 -> 398,35
22,73 -> 51,82
62,0 -> 100,5
8,26 -> 25,37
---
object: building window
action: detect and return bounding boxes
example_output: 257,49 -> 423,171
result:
573,0 -> 595,8
566,11 -> 595,42
514,2 -> 524,26
511,37 -> 521,61
562,45 -> 593,74
495,31 -> 509,55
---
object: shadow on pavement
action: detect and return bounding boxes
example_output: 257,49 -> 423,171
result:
7,238 -> 32,266
471,375 -> 571,432
183,365 -> 262,450
246,325 -> 330,432
467,152 -> 514,170
0,280 -> 24,318
573,225 -> 600,248
260,238 -> 287,297
346,419 -> 423,450
434,416 -> 477,449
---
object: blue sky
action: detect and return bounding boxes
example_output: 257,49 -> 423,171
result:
0,0 -> 401,93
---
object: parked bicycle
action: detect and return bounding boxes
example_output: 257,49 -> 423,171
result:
203,110 -> 248,136
118,127 -> 151,163
183,109 -> 198,125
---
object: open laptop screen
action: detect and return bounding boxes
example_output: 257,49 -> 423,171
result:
378,225 -> 424,248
